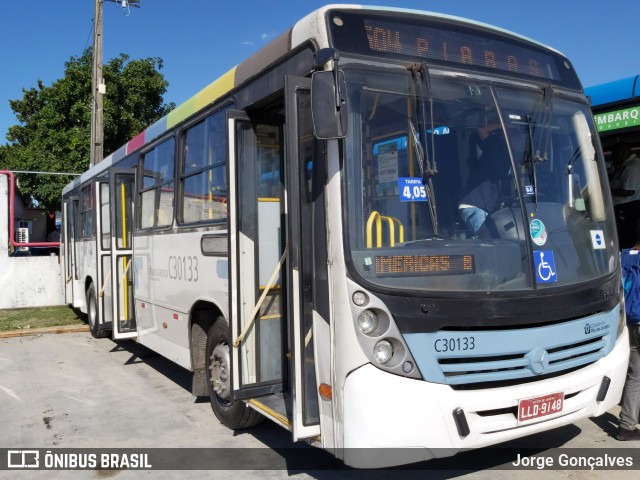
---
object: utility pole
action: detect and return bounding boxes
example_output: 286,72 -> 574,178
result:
90,1 -> 141,168
90,0 -> 104,167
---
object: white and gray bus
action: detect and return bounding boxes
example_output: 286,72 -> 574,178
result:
61,4 -> 629,467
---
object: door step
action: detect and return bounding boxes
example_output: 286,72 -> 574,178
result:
246,394 -> 291,431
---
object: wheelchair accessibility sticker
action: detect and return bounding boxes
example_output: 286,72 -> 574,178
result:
534,250 -> 557,284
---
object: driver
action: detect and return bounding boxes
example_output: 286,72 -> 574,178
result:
458,116 -> 510,236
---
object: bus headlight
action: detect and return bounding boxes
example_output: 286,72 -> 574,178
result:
618,288 -> 626,339
352,291 -> 368,307
347,280 -> 422,379
357,310 -> 378,335
373,340 -> 393,364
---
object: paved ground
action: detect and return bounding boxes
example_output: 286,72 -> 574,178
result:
0,330 -> 638,479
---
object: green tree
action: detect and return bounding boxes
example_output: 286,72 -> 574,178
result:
1,49 -> 174,211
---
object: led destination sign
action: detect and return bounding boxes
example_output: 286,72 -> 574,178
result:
375,254 -> 474,276
329,11 -> 579,89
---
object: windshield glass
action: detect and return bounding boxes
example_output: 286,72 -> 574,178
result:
343,66 -> 617,292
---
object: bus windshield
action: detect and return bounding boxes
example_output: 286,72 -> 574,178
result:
343,66 -> 617,292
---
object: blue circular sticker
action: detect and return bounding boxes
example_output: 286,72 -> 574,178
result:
530,219 -> 547,246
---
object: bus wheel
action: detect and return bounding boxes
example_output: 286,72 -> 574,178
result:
205,317 -> 263,429
86,283 -> 109,339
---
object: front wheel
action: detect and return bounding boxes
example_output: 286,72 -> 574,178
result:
205,317 -> 263,429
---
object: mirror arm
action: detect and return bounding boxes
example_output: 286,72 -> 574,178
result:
314,48 -> 342,110
314,48 -> 340,70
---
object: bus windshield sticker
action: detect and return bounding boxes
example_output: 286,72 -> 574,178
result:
590,230 -> 606,250
375,142 -> 399,195
529,219 -> 547,246
399,177 -> 427,202
533,250 -> 557,284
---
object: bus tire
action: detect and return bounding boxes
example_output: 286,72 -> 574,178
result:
86,283 -> 109,339
205,317 -> 263,429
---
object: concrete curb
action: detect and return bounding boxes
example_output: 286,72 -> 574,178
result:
0,324 -> 89,339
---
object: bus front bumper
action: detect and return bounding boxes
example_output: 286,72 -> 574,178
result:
342,327 -> 629,468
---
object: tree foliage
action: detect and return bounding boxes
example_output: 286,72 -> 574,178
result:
0,49 -> 174,211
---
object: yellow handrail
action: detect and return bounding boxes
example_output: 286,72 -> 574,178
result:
387,216 -> 405,246
366,211 -> 382,248
366,211 -> 404,248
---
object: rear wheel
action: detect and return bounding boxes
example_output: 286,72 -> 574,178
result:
205,316 -> 263,429
86,283 -> 109,339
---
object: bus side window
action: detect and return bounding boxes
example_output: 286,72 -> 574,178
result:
180,108 -> 229,224
139,137 -> 175,229
79,183 -> 94,237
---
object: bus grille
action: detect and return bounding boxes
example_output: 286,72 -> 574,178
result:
404,308 -> 619,388
438,335 -> 607,386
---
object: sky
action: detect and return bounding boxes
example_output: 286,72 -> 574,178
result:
1,0 -> 639,144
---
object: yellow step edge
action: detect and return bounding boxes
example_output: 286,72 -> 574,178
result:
246,399 -> 291,430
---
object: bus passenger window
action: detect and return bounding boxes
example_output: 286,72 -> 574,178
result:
180,108 -> 228,224
139,137 -> 175,229
79,184 -> 94,237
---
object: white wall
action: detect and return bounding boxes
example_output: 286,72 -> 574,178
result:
1,175 -> 65,308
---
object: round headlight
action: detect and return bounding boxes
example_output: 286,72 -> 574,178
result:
357,310 -> 378,335
373,339 -> 393,364
352,291 -> 368,306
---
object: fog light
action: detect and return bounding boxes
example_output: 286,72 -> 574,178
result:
373,339 -> 393,364
402,361 -> 413,373
357,310 -> 378,335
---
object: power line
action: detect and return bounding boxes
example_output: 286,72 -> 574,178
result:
10,170 -> 81,176
83,18 -> 95,54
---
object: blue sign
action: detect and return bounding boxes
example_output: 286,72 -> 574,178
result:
427,126 -> 451,135
534,250 -> 558,284
398,177 -> 428,202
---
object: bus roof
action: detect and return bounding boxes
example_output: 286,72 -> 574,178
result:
586,75 -> 640,108
65,4 -> 565,194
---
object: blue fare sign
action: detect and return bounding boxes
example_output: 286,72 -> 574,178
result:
399,177 -> 427,202
534,250 -> 557,284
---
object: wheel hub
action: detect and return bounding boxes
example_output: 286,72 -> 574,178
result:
209,342 -> 231,401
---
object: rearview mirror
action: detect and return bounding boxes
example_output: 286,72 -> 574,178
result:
311,70 -> 348,139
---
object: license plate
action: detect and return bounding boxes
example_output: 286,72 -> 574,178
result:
517,392 -> 564,423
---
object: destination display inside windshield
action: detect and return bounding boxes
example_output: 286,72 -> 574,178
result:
328,11 -> 578,87
375,254 -> 474,276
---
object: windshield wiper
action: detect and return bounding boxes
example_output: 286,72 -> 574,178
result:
523,84 -> 554,210
408,62 -> 439,237
524,114 -> 539,210
535,83 -> 554,162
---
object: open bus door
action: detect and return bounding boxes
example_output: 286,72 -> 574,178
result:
284,76 -> 323,440
95,179 -> 114,331
228,76 -> 322,441
228,109 -> 287,407
62,196 -> 79,305
109,169 -> 137,339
